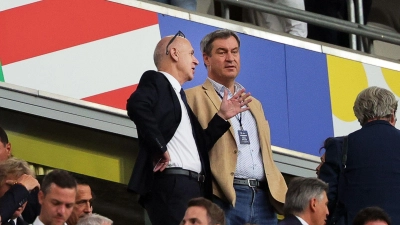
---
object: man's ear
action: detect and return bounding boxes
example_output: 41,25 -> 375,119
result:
390,112 -> 397,126
203,53 -> 210,67
5,143 -> 11,158
170,48 -> 179,62
310,198 -> 317,212
38,190 -> 44,205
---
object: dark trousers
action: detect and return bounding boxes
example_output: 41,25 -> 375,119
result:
143,174 -> 203,225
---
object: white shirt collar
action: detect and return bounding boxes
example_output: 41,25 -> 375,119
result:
32,216 -> 67,225
296,216 -> 309,225
160,71 -> 182,91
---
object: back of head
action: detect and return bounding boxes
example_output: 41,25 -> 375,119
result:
353,86 -> 398,125
76,213 -> 113,225
41,169 -> 77,195
0,157 -> 34,186
187,197 -> 225,225
200,29 -> 240,57
0,126 -> 9,146
283,177 -> 328,216
353,207 -> 391,225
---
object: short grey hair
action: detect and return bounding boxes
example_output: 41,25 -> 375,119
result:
0,157 -> 35,186
283,177 -> 328,216
200,29 -> 240,57
76,214 -> 113,225
353,86 -> 398,125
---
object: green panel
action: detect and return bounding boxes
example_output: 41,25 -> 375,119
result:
0,108 -> 138,184
10,131 -> 121,182
0,60 -> 4,82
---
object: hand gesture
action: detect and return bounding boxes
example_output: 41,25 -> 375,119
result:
153,151 -> 171,172
6,174 -> 40,192
217,89 -> 252,120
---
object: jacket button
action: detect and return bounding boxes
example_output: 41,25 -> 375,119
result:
234,150 -> 238,154
230,172 -> 234,176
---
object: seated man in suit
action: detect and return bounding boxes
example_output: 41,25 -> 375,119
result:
0,127 -> 40,224
0,127 -> 12,162
32,170 -> 77,225
353,207 -> 391,225
181,197 -> 225,225
279,177 -> 329,225
0,158 -> 39,225
126,31 -> 251,225
76,214 -> 112,225
67,179 -> 93,225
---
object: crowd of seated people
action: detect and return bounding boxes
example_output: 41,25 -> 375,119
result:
0,128 -> 111,225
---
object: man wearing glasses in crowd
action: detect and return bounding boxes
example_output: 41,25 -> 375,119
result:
126,31 -> 252,225
67,179 -> 93,225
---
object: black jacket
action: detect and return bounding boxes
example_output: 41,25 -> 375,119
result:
126,70 -> 230,200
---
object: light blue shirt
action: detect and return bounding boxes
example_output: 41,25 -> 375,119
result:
208,78 -> 265,180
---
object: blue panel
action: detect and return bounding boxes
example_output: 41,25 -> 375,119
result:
158,14 -> 290,148
237,35 -> 289,148
286,45 -> 333,155
158,14 -> 218,88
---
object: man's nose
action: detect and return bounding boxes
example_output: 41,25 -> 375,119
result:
225,52 -> 234,61
84,201 -> 92,213
57,205 -> 66,215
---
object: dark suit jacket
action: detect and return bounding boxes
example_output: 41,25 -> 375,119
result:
16,217 -> 29,225
126,70 -> 230,200
319,137 -> 347,225
279,215 -> 302,225
21,189 -> 40,224
343,120 -> 400,225
0,184 -> 29,223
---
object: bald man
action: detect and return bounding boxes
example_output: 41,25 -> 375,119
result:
126,31 -> 252,225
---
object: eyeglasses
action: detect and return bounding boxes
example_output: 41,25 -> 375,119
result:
166,30 -> 185,55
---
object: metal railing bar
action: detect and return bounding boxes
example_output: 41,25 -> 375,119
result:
218,0 -> 400,46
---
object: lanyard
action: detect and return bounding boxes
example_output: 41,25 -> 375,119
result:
215,90 -> 244,130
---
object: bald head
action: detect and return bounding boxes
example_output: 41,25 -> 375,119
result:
153,36 -> 188,69
152,35 -> 199,85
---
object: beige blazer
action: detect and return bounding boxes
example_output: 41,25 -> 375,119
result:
186,79 -> 287,213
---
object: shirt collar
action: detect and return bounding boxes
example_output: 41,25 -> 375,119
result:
296,216 -> 309,225
160,71 -> 182,91
207,77 -> 244,98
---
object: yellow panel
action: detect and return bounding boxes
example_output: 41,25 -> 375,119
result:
327,55 -> 368,122
382,68 -> 400,97
9,131 -> 121,182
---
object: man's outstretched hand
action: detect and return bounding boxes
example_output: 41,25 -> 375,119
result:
217,89 -> 252,120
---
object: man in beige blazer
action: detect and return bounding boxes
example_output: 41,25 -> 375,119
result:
186,29 -> 287,225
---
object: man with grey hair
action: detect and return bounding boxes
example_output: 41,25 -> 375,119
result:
76,214 -> 112,225
186,29 -> 287,224
279,177 -> 329,225
342,86 -> 400,225
0,158 -> 40,225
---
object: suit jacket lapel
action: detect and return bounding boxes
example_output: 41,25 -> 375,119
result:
159,72 -> 181,123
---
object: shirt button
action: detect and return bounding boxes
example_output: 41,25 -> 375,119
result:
230,172 -> 234,176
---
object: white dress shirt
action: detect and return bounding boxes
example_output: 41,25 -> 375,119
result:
208,77 -> 265,180
161,72 -> 201,173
